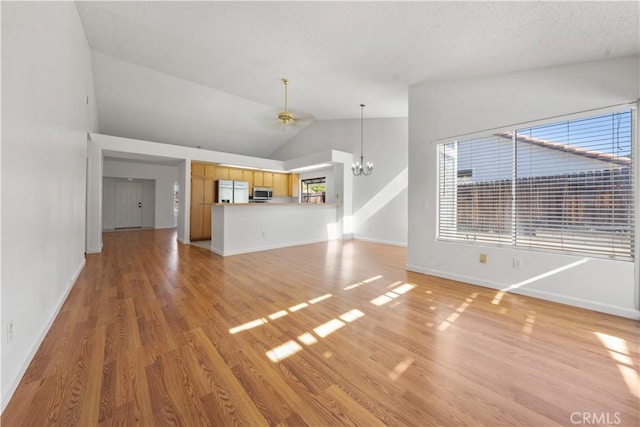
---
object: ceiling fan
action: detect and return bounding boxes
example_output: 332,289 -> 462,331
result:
278,78 -> 295,126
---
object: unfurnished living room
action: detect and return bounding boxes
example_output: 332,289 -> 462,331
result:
1,1 -> 639,426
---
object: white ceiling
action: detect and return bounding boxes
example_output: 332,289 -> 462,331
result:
75,1 -> 639,158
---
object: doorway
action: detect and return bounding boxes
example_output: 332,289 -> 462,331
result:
115,181 -> 142,228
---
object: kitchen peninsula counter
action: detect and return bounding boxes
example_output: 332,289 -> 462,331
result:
210,203 -> 341,256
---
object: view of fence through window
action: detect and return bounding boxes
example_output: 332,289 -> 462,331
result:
438,109 -> 635,260
301,177 -> 326,204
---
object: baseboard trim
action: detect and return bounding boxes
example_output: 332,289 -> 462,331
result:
354,236 -> 408,247
1,258 -> 86,412
406,264 -> 640,320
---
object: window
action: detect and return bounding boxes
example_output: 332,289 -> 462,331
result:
438,109 -> 635,260
301,177 -> 326,204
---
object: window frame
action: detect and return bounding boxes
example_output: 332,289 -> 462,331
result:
300,177 -> 326,204
435,105 -> 637,261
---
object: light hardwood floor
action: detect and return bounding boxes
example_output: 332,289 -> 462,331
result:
2,229 -> 639,426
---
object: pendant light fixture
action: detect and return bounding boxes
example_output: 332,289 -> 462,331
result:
352,104 -> 373,176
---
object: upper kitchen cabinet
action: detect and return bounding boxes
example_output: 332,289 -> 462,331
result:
273,173 -> 288,197
243,170 -> 254,191
289,173 -> 299,198
191,162 -> 205,177
228,168 -> 243,181
204,163 -> 216,178
214,166 -> 229,180
253,171 -> 263,187
262,172 -> 273,188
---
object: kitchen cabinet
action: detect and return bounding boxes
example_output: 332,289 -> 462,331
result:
190,161 -> 217,240
203,179 -> 214,237
243,170 -> 254,191
190,177 -> 205,240
191,162 -> 205,177
289,173 -> 299,197
273,173 -> 288,197
228,168 -> 243,181
253,171 -> 263,187
214,166 -> 229,180
263,172 -> 273,187
204,164 -> 216,178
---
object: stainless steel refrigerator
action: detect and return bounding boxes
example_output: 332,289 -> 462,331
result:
216,180 -> 249,203
216,180 -> 234,203
233,180 -> 249,203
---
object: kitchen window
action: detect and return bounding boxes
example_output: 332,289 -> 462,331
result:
437,108 -> 635,260
301,177 -> 326,204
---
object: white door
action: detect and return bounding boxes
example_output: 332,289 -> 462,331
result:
115,181 -> 142,228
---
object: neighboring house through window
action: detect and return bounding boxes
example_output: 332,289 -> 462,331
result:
438,108 -> 635,260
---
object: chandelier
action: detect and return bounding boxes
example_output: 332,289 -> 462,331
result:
352,104 -> 373,176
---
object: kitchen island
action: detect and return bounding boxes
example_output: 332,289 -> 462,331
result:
210,203 -> 341,256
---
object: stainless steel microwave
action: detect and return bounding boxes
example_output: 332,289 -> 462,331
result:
253,187 -> 273,200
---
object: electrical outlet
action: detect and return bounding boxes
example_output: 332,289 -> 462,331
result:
513,257 -> 523,269
479,254 -> 487,264
7,321 -> 13,342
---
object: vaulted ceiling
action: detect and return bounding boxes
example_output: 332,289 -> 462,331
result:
75,1 -> 639,158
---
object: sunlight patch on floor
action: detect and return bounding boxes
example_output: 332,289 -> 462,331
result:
370,283 -> 416,306
266,308 -> 370,363
309,294 -> 332,304
265,280 -> 417,364
230,293 -> 333,334
298,332 -> 318,345
229,318 -> 268,334
314,319 -> 346,338
438,292 -> 478,331
289,302 -> 309,312
388,356 -> 415,381
595,331 -> 639,398
492,291 -> 505,305
344,275 -> 383,290
339,309 -> 365,323
268,310 -> 288,320
266,340 -> 303,362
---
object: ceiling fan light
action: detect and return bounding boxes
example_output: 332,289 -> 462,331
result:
278,111 -> 295,124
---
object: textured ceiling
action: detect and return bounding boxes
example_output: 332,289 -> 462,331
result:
75,1 -> 640,158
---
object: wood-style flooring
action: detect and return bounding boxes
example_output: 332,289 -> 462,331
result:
2,229 -> 639,426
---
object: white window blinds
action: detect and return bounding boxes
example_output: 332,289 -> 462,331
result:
438,109 -> 634,260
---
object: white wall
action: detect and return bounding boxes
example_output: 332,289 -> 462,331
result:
1,2 -> 99,409
272,118 -> 409,246
408,55 -> 640,319
102,178 -> 156,230
103,159 -> 178,229
177,160 -> 188,243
